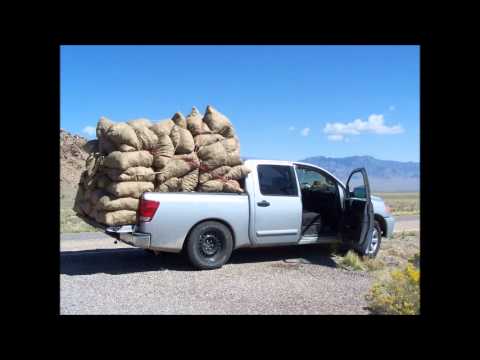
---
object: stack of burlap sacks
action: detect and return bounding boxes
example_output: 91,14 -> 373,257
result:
74,106 -> 250,226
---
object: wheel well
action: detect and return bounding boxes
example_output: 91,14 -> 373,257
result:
182,218 -> 236,251
374,214 -> 386,236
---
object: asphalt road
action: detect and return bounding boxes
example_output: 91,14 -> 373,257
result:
60,215 -> 419,315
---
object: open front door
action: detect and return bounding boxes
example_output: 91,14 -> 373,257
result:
342,168 -> 374,252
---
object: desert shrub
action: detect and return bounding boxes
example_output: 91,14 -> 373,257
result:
338,251 -> 365,271
366,261 -> 420,315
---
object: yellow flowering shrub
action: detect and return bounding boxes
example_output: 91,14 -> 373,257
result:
366,261 -> 420,315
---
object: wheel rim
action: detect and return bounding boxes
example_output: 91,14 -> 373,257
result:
198,229 -> 225,260
367,228 -> 379,255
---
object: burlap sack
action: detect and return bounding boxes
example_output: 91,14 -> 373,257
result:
150,119 -> 175,137
97,117 -> 116,154
97,195 -> 139,212
103,151 -> 153,170
129,124 -> 158,150
172,112 -> 187,129
225,149 -> 242,166
153,134 -> 175,157
197,141 -> 228,170
155,177 -> 181,192
194,133 -> 224,148
95,210 -> 137,226
197,179 -> 225,192
127,118 -> 152,128
96,117 -> 114,138
156,153 -> 200,183
203,105 -> 235,137
106,181 -> 154,198
104,166 -> 155,182
181,169 -> 199,192
223,179 -> 243,193
170,125 -> 195,154
153,155 -> 171,170
186,107 -> 202,135
222,136 -> 240,153
151,135 -> 175,169
186,107 -> 211,136
224,165 -> 250,180
118,144 -> 137,152
106,123 -> 141,150
198,165 -> 231,184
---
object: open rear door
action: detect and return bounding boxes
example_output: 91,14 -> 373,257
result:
341,168 -> 374,253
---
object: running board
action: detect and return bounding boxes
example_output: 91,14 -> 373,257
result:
298,235 -> 340,244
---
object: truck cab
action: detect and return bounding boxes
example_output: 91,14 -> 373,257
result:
245,160 -> 381,254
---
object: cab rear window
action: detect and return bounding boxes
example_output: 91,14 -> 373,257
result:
257,165 -> 298,196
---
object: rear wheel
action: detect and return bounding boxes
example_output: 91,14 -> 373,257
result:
186,221 -> 234,270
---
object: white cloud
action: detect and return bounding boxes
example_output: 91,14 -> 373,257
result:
389,105 -> 396,111
288,126 -> 296,131
82,126 -> 96,137
323,114 -> 403,142
327,134 -> 344,141
300,127 -> 310,136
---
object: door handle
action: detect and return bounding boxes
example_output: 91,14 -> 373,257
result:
257,200 -> 270,207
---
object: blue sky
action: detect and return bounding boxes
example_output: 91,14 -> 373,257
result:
61,45 -> 419,162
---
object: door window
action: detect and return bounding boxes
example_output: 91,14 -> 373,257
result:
347,172 -> 367,199
257,165 -> 298,196
295,167 -> 337,193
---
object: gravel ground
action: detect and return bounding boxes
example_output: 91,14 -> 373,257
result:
60,216 -> 419,315
60,242 -> 373,315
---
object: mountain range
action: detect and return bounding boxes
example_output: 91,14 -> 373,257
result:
298,155 -> 419,192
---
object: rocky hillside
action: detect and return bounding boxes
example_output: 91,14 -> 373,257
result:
60,129 -> 89,192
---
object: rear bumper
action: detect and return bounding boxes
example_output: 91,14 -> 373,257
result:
384,216 -> 395,238
118,232 -> 151,249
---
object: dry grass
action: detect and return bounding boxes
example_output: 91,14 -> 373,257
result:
374,192 -> 419,216
60,188 -> 97,233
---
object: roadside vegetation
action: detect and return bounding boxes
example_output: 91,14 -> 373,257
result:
61,190 -> 97,233
365,258 -> 420,315
333,230 -> 420,315
374,192 -> 419,216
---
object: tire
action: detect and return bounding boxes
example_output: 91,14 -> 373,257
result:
186,221 -> 234,270
357,221 -> 382,258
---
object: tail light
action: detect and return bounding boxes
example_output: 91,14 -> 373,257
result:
138,197 -> 160,222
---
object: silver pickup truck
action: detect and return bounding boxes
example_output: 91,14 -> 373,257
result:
94,160 -> 395,270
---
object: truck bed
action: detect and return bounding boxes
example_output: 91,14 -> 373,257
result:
138,191 -> 251,252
